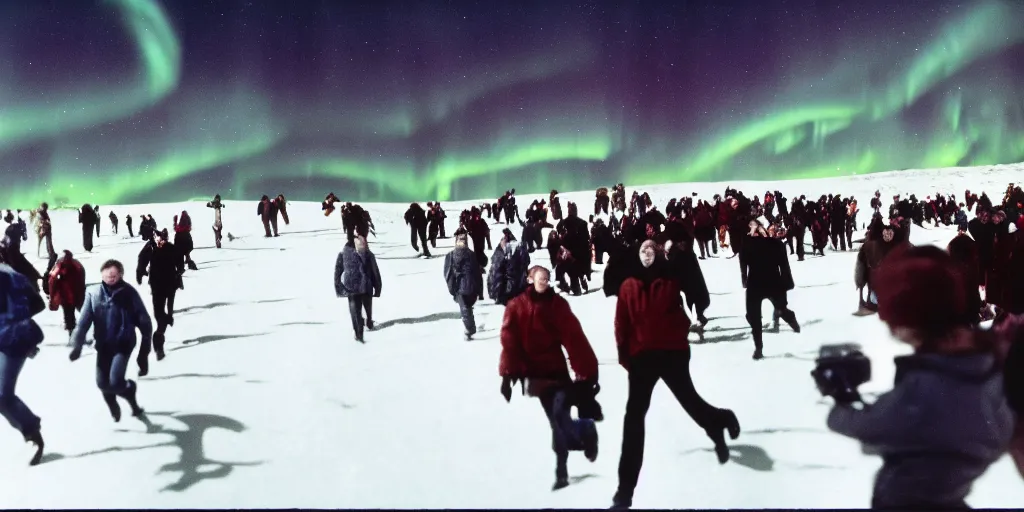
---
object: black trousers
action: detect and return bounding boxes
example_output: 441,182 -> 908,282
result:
347,294 -> 373,337
152,288 -> 177,351
456,294 -> 477,335
745,288 -> 794,349
617,350 -> 720,498
410,226 -> 429,254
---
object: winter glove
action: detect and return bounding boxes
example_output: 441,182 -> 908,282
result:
69,346 -> 82,362
501,376 -> 513,402
137,355 -> 149,377
27,346 -> 40,359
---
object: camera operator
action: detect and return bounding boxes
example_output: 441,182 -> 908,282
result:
818,246 -> 1015,509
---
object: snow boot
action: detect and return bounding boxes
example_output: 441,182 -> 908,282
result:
611,491 -> 633,509
464,333 -> 472,341
123,380 -> 144,417
153,332 -> 166,361
25,429 -> 44,466
780,310 -> 801,333
752,348 -> 764,360
365,319 -> 375,331
719,409 -> 741,440
553,458 -> 569,490
103,393 -> 122,422
582,421 -> 599,462
706,426 -> 731,464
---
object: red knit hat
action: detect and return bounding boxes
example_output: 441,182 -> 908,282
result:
872,245 -> 968,335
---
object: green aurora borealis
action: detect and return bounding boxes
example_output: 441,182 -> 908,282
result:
1,0 -> 1024,207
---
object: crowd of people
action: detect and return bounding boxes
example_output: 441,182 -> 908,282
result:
0,178 -> 1022,508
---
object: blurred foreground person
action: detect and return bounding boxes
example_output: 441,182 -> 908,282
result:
824,246 -> 1015,509
0,261 -> 46,465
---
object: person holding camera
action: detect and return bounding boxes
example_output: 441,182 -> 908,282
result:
740,219 -> 800,360
611,240 -> 740,509
498,265 -> 600,492
819,246 -> 1015,509
0,260 -> 47,465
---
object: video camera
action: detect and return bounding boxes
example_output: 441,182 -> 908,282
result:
810,343 -> 872,404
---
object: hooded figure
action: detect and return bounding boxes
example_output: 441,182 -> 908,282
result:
275,195 -> 289,225
173,211 -> 198,271
47,250 -> 86,337
826,246 -> 1015,509
334,236 -> 382,343
78,204 -> 96,252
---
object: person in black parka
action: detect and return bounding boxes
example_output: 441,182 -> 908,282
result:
740,220 -> 801,360
487,230 -> 530,306
334,235 -> 382,343
664,239 -> 711,326
136,229 -> 184,360
404,203 -> 431,257
443,233 -> 484,340
79,204 -> 96,252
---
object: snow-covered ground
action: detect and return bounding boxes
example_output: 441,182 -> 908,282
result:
2,163 -> 1023,508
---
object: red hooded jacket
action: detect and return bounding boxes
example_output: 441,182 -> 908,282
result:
499,288 -> 597,384
48,253 -> 86,312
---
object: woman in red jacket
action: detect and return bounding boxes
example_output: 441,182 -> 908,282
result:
612,240 -> 740,509
499,265 -> 599,491
47,250 -> 86,339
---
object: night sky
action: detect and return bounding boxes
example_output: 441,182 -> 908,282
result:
1,0 -> 1023,208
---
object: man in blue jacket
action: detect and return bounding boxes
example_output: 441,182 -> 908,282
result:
70,259 -> 153,421
0,261 -> 46,465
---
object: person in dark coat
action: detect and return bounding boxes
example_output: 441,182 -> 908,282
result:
108,211 -> 119,235
70,259 -> 152,423
663,239 -> 711,326
136,229 -> 184,360
555,202 -> 592,295
740,220 -> 800,360
854,224 -> 906,313
173,211 -> 198,271
275,194 -> 289,225
78,204 -> 96,252
125,214 -> 134,238
499,265 -> 600,491
487,230 -> 530,305
403,203 -> 431,257
0,262 -> 47,465
827,246 -> 1015,509
611,240 -> 740,509
334,235 -> 382,343
257,195 -> 278,237
1,212 -> 41,292
443,233 -> 483,340
47,250 -> 86,339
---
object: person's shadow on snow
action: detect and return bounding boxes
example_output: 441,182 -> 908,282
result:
682,444 -> 775,471
38,411 -> 262,492
135,412 -> 264,492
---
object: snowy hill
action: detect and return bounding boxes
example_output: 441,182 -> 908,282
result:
2,163 -> 1023,508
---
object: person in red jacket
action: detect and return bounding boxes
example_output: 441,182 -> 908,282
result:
47,250 -> 86,340
612,240 -> 740,509
499,265 -> 600,491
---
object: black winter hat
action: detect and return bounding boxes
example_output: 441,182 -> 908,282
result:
502,228 -> 517,242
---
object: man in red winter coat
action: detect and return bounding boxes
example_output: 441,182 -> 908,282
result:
47,250 -> 86,337
611,240 -> 741,509
499,265 -> 600,491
